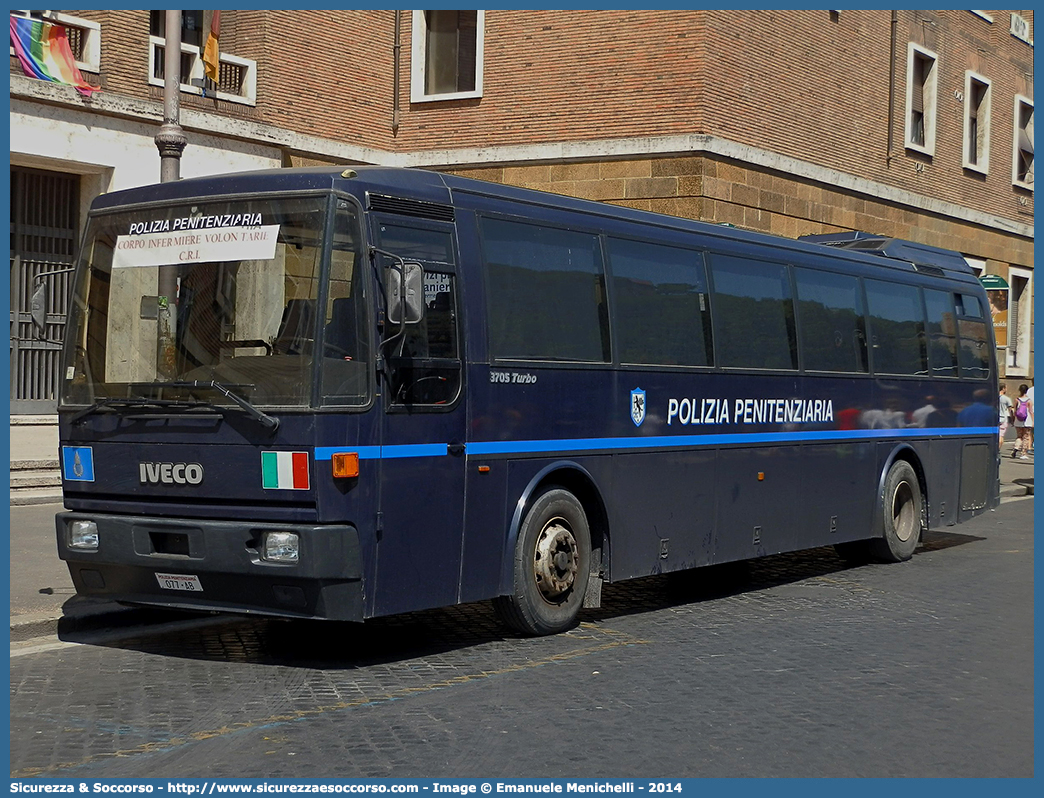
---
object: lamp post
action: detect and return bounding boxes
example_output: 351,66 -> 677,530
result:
154,10 -> 185,377
155,9 -> 187,182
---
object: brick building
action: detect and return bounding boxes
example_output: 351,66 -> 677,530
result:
9,9 -> 1035,419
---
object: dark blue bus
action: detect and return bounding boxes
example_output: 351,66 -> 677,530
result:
55,166 -> 999,635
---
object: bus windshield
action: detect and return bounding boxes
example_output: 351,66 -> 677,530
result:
61,194 -> 368,410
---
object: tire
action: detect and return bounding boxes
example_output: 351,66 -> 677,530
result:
493,487 -> 591,636
869,460 -> 923,563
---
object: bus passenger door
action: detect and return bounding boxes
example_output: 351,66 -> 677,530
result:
371,217 -> 467,618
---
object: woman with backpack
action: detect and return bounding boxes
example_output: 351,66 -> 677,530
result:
1012,384 -> 1032,460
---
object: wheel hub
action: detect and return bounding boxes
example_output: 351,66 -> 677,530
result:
892,480 -> 917,542
533,520 -> 579,601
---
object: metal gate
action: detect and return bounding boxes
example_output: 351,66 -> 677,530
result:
10,166 -> 79,413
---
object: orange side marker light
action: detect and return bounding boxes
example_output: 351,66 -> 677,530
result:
332,452 -> 360,479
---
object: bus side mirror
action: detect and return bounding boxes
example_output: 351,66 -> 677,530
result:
386,261 -> 424,325
30,280 -> 48,338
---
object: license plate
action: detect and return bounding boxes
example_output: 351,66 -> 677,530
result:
155,572 -> 203,592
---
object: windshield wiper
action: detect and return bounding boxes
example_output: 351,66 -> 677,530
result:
144,380 -> 280,433
69,396 -> 209,426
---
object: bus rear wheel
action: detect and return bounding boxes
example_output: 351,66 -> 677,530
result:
869,460 -> 923,563
494,487 -> 591,636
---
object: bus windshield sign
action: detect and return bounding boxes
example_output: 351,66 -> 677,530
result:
112,224 -> 280,269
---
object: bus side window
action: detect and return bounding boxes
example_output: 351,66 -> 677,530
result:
387,273 -> 461,406
955,293 -> 990,379
374,221 -> 461,407
608,237 -> 713,367
320,208 -> 370,406
481,217 -> 609,363
923,288 -> 959,378
709,254 -> 797,370
864,280 -> 928,376
793,267 -> 868,373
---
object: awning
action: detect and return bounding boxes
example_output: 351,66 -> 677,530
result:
979,274 -> 1009,289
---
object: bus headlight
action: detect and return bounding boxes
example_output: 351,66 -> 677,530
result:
262,531 -> 299,563
68,520 -> 99,551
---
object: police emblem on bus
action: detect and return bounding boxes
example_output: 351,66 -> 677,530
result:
630,388 -> 647,427
61,446 -> 95,482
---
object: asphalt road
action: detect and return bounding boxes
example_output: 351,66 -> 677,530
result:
9,498 -> 1034,778
9,502 -> 76,616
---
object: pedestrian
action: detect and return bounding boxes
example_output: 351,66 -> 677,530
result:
1012,384 -> 1031,459
1025,384 -> 1034,456
998,384 -> 1012,448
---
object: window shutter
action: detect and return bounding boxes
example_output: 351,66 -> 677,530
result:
456,11 -> 477,92
911,57 -> 925,113
1018,127 -> 1034,156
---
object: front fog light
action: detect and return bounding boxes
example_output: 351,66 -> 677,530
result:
262,531 -> 299,563
68,520 -> 99,551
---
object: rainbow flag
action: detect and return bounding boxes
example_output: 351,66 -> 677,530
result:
9,15 -> 99,97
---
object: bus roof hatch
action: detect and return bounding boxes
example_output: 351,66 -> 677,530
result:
798,232 -> 974,276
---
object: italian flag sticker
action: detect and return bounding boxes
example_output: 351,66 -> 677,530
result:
261,451 -> 310,490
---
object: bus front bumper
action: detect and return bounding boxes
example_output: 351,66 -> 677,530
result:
55,512 -> 364,622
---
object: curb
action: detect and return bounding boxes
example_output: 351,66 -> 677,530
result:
1000,485 -> 1033,499
10,611 -> 72,643
9,600 -> 186,643
10,491 -> 65,507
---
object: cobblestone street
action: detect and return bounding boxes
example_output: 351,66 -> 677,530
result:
10,498 -> 1033,778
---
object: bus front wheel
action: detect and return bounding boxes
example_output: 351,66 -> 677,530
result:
494,487 -> 591,636
869,460 -> 923,563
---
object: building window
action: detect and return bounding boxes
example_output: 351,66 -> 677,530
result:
905,43 -> 938,155
1007,266 -> 1033,374
9,10 -> 101,73
411,10 -> 485,103
147,11 -> 256,106
1013,95 -> 1034,190
963,256 -> 986,279
150,9 -> 203,48
963,72 -> 991,174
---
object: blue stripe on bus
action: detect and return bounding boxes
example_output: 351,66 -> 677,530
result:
315,444 -> 448,461
314,427 -> 995,461
466,426 -> 996,455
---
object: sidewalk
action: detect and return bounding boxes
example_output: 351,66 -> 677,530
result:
9,502 -> 140,642
999,440 -> 1036,500
9,450 -> 1033,642
10,416 -> 62,506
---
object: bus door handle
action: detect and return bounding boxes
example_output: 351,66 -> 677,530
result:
447,441 -> 465,456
